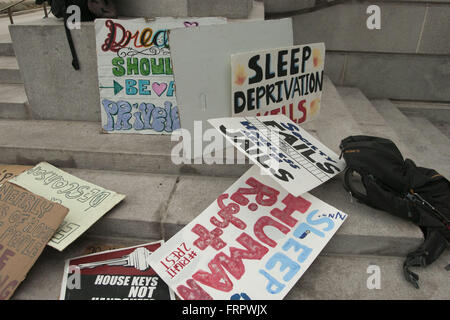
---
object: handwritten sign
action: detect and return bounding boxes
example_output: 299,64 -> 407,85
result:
9,162 -> 125,251
231,43 -> 325,124
208,115 -> 345,196
0,182 -> 68,300
0,165 -> 32,185
149,165 -> 347,300
60,241 -> 174,300
95,17 -> 226,134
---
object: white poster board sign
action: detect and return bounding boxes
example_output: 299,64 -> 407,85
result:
168,18 -> 293,136
231,43 -> 325,124
149,165 -> 347,300
208,115 -> 345,196
10,162 -> 125,251
95,18 -> 226,134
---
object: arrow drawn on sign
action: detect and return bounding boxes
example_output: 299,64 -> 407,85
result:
100,80 -> 123,95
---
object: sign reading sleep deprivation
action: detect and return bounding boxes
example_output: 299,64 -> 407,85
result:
95,18 -> 226,134
149,165 -> 347,300
208,115 -> 345,196
231,43 -> 325,124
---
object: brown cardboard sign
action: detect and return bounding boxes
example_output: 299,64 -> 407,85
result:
0,165 -> 32,185
0,182 -> 68,300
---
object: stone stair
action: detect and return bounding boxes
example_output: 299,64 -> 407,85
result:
1,9 -> 449,298
3,76 -> 449,300
0,38 -> 28,119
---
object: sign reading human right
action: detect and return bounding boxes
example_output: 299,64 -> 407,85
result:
231,43 -> 325,124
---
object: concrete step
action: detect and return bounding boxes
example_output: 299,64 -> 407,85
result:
407,116 -> 450,164
309,77 -> 363,154
113,0 -> 253,19
394,100 -> 450,125
0,119 -> 251,177
0,41 -> 15,56
431,122 -> 450,140
0,83 -> 29,119
44,167 -> 422,258
371,99 -> 450,179
286,250 -> 450,300
0,56 -> 22,84
12,232 -> 448,300
0,74 -> 343,174
337,86 -> 416,160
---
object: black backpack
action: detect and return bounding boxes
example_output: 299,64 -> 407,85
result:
340,135 -> 450,288
36,0 -> 117,70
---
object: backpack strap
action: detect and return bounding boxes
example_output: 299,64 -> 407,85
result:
403,228 -> 447,289
343,168 -> 370,204
63,0 -> 80,70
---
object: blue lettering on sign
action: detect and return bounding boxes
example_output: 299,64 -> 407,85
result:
102,99 -> 181,133
259,208 -> 336,295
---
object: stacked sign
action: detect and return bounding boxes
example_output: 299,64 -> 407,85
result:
95,17 -> 226,134
9,162 -> 125,251
231,43 -> 325,124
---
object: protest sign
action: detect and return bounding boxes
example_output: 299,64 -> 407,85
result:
0,165 -> 32,185
231,43 -> 325,124
0,182 -> 68,300
208,115 -> 346,196
95,17 -> 226,135
149,165 -> 347,300
168,18 -> 293,137
9,162 -> 125,251
60,241 -> 174,300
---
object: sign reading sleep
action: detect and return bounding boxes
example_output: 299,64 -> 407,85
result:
231,43 -> 325,124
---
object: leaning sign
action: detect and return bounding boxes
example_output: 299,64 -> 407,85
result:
95,17 -> 226,134
149,165 -> 347,300
231,43 -> 325,124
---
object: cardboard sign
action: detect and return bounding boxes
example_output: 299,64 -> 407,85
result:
9,162 -> 125,251
0,165 -> 32,185
208,115 -> 345,196
95,17 -> 226,135
149,165 -> 347,300
60,241 -> 174,300
0,182 -> 68,300
231,43 -> 325,124
168,18 -> 293,137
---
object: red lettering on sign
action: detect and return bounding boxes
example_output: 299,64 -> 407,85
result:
231,177 -> 279,207
271,194 -> 311,227
254,216 -> 290,248
191,224 -> 227,251
210,194 -> 246,230
192,232 -> 268,292
176,279 -> 213,300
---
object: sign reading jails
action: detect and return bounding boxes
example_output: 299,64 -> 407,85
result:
231,43 -> 325,124
0,182 -> 68,300
208,115 -> 345,196
149,165 -> 347,300
9,162 -> 125,251
60,241 -> 174,300
95,17 -> 226,135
